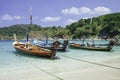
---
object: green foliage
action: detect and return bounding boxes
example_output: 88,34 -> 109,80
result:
0,12 -> 120,40
66,12 -> 120,39
0,24 -> 41,39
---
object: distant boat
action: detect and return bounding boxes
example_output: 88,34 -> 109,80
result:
114,42 -> 120,46
69,42 -> 114,51
69,17 -> 114,51
12,34 -> 56,58
33,39 -> 69,52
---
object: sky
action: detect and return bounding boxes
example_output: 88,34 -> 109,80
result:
0,0 -> 120,27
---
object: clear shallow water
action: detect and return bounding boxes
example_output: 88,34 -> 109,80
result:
0,40 -> 120,79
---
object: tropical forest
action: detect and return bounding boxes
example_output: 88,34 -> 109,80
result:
0,12 -> 120,40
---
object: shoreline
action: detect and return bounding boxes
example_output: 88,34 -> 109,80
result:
0,55 -> 120,80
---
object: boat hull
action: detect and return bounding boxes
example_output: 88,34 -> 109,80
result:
13,42 -> 56,58
41,46 -> 66,52
35,44 -> 67,52
69,43 -> 112,51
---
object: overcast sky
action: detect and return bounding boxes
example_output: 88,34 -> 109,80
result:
0,0 -> 120,27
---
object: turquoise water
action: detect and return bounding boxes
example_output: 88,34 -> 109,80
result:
0,40 -> 120,79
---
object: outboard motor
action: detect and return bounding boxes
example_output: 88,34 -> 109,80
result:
63,40 -> 69,47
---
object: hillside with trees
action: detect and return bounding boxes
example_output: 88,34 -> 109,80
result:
0,12 -> 120,40
65,12 -> 120,39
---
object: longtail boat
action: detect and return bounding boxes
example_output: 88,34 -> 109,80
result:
12,34 -> 56,58
34,41 -> 68,52
33,38 -> 69,52
69,42 -> 113,51
12,41 -> 56,58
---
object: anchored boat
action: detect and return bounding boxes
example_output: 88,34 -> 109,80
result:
13,41 -> 56,58
69,42 -> 114,51
12,34 -> 56,58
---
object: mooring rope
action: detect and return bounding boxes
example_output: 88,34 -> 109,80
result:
28,61 -> 63,80
61,55 -> 120,70
21,58 -> 63,80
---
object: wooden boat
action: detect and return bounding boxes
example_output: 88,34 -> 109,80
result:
35,43 -> 67,52
12,41 -> 56,58
34,39 -> 69,52
69,43 -> 113,51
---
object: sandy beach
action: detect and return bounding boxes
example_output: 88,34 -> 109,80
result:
0,40 -> 120,80
0,55 -> 120,80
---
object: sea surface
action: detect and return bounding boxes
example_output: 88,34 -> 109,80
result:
0,40 -> 120,80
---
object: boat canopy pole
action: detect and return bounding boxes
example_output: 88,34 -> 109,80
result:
46,35 -> 48,44
26,33 -> 29,42
92,37 -> 94,45
82,36 -> 84,44
13,34 -> 17,41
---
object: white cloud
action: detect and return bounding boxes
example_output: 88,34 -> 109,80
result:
80,7 -> 91,14
62,6 -> 111,15
62,7 -> 91,15
41,16 -> 61,22
94,6 -> 111,15
62,7 -> 80,15
14,16 -> 22,19
1,14 -> 24,21
82,17 -> 89,19
1,14 -> 13,20
65,19 -> 77,25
